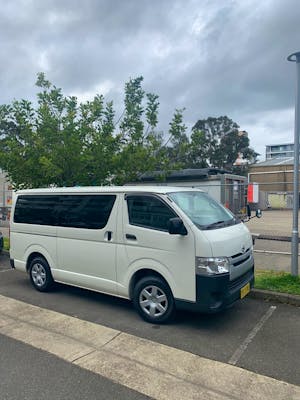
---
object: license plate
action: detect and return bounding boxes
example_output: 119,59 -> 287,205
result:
240,283 -> 250,299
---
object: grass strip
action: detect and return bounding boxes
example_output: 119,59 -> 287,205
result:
255,270 -> 300,296
3,237 -> 10,251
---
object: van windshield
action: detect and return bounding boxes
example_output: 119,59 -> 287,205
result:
168,191 -> 239,230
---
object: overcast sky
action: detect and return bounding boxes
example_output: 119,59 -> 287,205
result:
1,0 -> 300,160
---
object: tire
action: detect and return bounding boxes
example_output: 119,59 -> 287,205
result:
133,276 -> 176,324
29,257 -> 54,292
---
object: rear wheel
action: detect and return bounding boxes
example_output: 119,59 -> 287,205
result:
133,276 -> 176,323
29,257 -> 54,292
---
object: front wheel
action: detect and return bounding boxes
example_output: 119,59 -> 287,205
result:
29,257 -> 54,292
133,276 -> 176,323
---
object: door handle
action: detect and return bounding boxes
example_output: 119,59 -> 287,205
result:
126,234 -> 137,240
105,231 -> 112,241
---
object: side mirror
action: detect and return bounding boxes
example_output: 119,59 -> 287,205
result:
168,217 -> 188,236
244,206 -> 263,222
256,209 -> 262,218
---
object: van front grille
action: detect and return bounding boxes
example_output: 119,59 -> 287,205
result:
231,248 -> 251,259
230,248 -> 252,267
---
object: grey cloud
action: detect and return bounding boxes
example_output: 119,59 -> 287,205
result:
1,0 -> 300,159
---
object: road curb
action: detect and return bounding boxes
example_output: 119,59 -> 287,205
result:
250,288 -> 300,307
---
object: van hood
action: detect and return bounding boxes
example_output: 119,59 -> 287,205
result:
198,222 -> 252,258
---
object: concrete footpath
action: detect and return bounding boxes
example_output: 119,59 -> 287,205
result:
0,294 -> 299,400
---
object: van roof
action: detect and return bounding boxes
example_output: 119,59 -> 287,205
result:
15,186 -> 204,195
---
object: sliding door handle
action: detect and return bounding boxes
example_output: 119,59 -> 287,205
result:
105,231 -> 112,241
126,233 -> 137,240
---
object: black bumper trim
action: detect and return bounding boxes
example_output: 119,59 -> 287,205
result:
175,266 -> 254,313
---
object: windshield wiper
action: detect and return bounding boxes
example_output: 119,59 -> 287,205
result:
207,220 -> 225,229
199,220 -> 231,230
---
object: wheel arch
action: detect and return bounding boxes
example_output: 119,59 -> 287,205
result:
25,249 -> 53,273
129,268 -> 173,300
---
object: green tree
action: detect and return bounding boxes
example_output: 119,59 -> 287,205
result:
113,77 -> 164,184
35,73 -> 85,186
165,108 -> 189,168
187,129 -> 210,168
0,74 -> 172,188
78,96 -> 117,186
191,116 -> 258,172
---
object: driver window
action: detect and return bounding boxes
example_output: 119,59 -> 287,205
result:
127,195 -> 176,231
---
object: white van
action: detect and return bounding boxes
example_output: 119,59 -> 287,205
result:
10,186 -> 254,323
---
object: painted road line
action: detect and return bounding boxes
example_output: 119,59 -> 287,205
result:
228,306 -> 277,366
0,294 -> 299,400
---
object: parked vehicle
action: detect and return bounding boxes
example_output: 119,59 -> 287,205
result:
9,186 -> 254,323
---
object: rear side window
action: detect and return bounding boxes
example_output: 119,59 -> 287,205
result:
56,195 -> 116,229
127,195 -> 176,231
14,195 -> 59,226
14,194 -> 116,229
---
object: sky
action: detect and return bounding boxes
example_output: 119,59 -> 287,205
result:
1,0 -> 300,161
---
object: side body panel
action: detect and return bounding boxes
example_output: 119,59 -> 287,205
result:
116,194 -> 196,301
54,195 -> 120,294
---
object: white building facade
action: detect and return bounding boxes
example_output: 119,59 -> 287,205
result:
266,143 -> 294,159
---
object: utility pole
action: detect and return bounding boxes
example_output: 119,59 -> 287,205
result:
287,51 -> 300,276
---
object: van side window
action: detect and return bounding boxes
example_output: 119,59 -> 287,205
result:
14,195 -> 59,225
57,195 -> 116,229
14,194 -> 116,229
127,195 -> 176,231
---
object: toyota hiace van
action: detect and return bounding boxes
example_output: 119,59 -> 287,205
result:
10,186 -> 254,323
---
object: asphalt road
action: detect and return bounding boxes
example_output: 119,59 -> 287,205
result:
247,210 -> 296,237
246,211 -> 298,271
1,252 -> 299,388
0,333 -> 150,400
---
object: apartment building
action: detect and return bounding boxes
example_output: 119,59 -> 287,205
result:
265,143 -> 294,159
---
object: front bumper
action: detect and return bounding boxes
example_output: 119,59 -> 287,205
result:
175,266 -> 254,313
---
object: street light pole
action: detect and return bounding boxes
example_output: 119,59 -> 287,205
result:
287,51 -> 300,276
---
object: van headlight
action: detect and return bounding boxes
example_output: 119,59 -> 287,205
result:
196,257 -> 230,276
